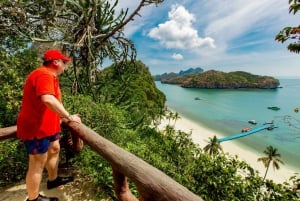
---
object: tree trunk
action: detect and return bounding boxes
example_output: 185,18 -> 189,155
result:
263,162 -> 270,181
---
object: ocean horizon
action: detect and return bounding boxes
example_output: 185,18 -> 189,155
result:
155,78 -> 300,170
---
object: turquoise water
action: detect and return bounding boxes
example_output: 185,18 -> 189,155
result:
155,79 -> 300,170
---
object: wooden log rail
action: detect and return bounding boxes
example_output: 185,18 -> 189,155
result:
0,123 -> 204,201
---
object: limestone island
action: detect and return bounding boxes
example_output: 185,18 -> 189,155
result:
154,68 -> 280,89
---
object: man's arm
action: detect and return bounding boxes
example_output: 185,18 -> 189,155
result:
40,94 -> 81,123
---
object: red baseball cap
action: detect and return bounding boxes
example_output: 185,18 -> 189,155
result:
43,49 -> 71,62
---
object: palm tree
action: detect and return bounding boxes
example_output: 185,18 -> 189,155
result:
165,111 -> 173,124
203,135 -> 223,156
164,124 -> 175,136
257,145 -> 284,180
173,112 -> 180,126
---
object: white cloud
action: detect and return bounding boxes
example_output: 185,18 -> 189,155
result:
148,4 -> 216,51
204,1 -> 285,40
118,0 -> 300,77
172,53 -> 183,60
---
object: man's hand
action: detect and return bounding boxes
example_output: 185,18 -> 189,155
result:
67,114 -> 81,124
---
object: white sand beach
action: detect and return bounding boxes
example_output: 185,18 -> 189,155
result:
158,112 -> 299,184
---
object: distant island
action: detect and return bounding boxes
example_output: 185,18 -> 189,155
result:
153,68 -> 280,89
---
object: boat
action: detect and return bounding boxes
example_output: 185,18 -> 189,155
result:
267,125 -> 275,130
241,127 -> 251,132
248,120 -> 257,125
267,106 -> 280,111
264,120 -> 274,125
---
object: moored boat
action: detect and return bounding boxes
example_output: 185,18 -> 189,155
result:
248,120 -> 257,124
267,106 -> 280,111
264,120 -> 274,124
241,127 -> 251,132
267,125 -> 275,130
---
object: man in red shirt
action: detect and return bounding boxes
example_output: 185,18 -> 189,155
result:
17,49 -> 81,201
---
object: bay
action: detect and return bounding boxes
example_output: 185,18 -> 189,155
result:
155,79 -> 300,170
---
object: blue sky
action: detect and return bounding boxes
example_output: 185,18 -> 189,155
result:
115,0 -> 300,77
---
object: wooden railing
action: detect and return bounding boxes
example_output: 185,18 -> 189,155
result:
0,123 -> 204,201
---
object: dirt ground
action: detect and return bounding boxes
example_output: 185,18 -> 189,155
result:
0,168 -> 106,201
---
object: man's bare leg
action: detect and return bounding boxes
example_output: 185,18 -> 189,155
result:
45,140 -> 60,181
45,140 -> 74,189
26,153 -> 47,200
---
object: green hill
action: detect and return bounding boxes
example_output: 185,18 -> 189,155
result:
160,70 -> 280,89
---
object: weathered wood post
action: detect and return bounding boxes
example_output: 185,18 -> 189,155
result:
112,167 -> 138,201
0,125 -> 16,140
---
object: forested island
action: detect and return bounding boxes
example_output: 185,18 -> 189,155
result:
154,68 -> 280,89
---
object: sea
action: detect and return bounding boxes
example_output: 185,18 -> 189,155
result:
155,78 -> 300,171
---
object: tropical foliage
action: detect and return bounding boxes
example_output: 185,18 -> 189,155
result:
96,60 -> 166,127
275,0 -> 300,53
0,49 -> 39,127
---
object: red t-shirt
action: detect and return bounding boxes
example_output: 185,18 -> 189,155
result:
17,66 -> 62,140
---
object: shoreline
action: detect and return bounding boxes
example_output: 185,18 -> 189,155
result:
158,111 -> 299,184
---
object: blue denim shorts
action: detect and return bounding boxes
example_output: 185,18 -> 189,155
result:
24,133 -> 60,155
